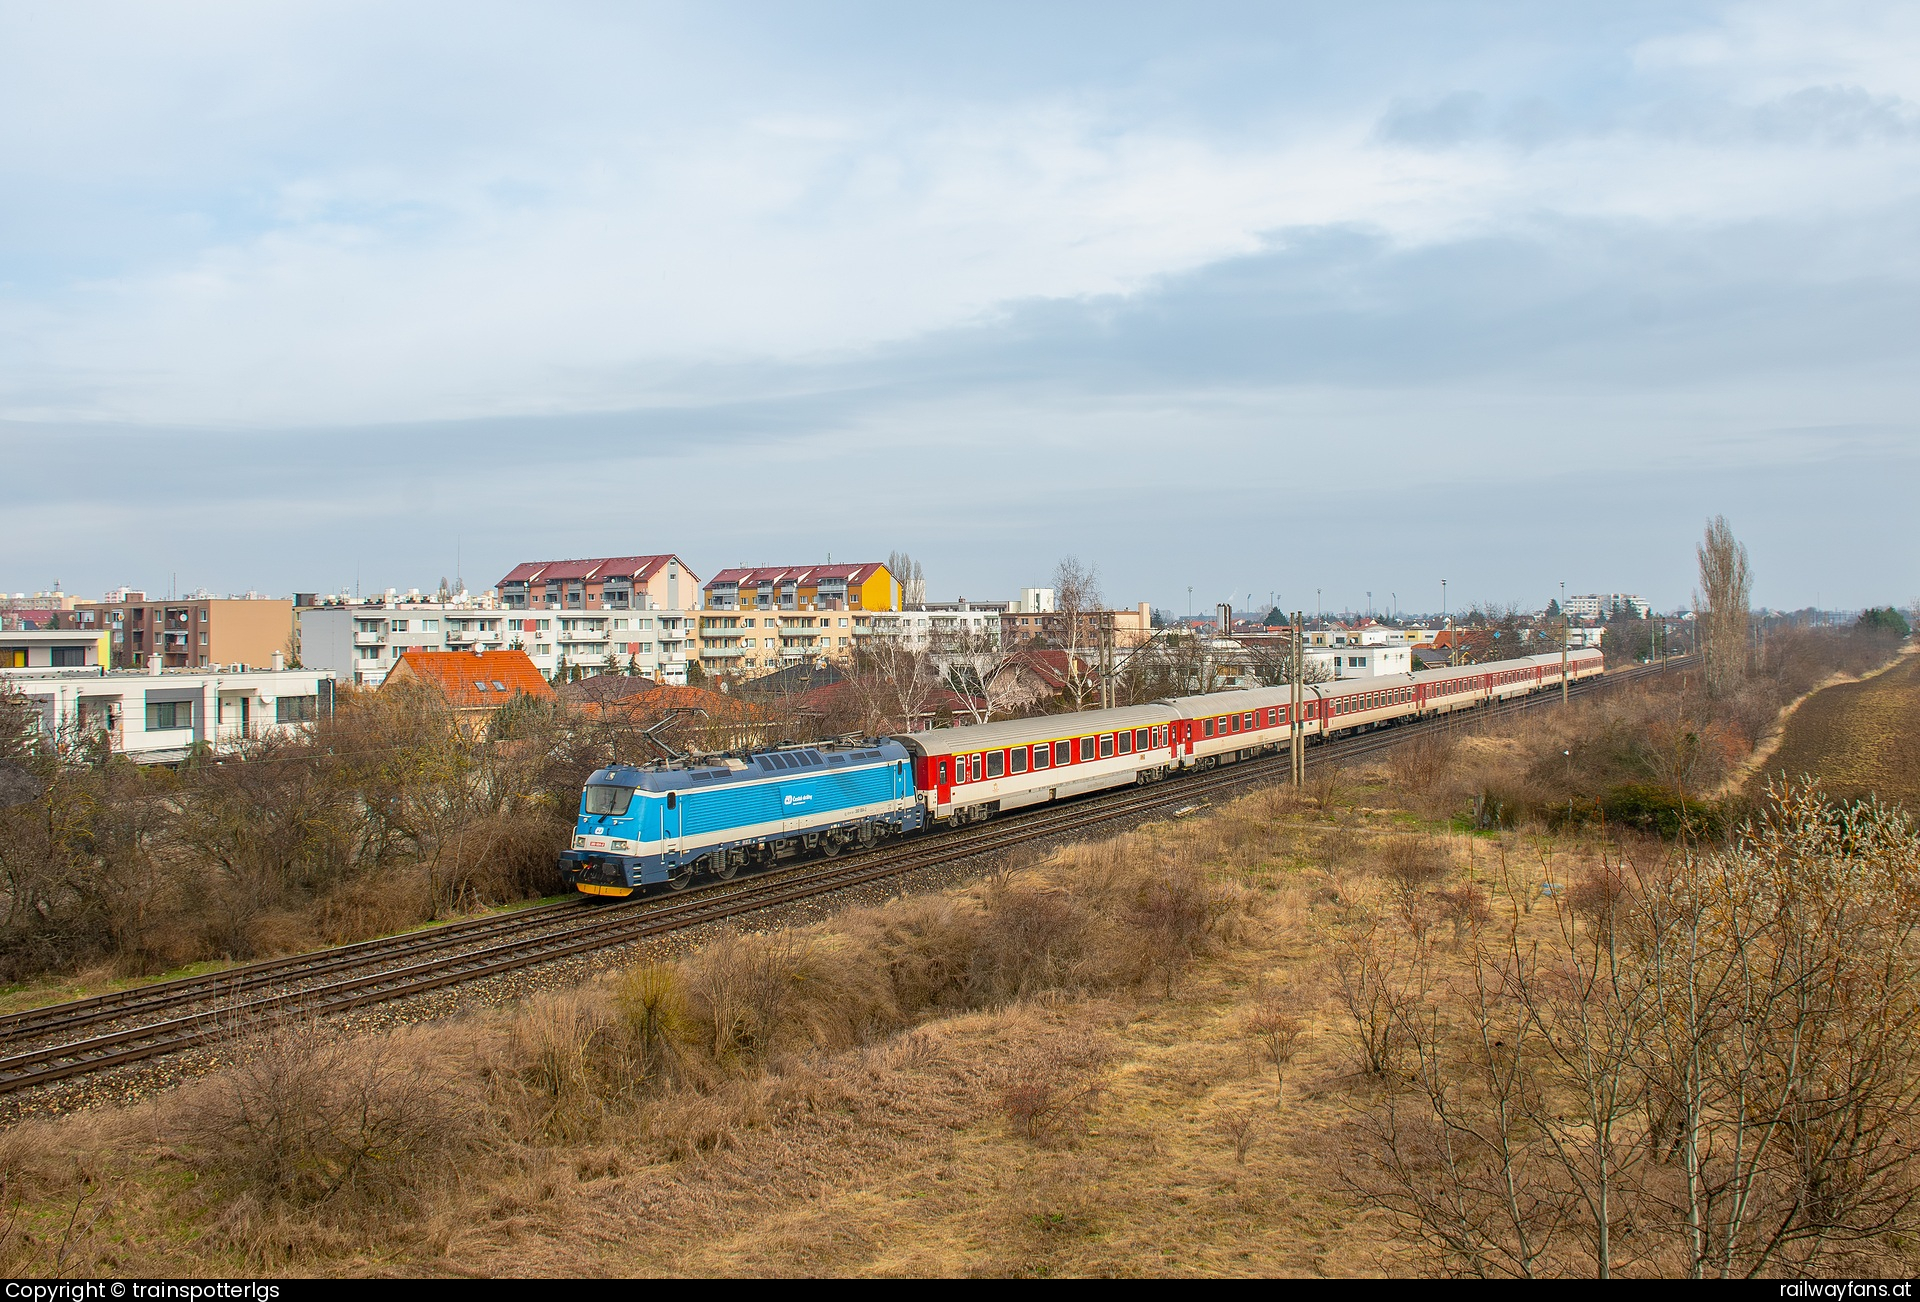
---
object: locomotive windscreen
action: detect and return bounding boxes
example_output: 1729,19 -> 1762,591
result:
583,784 -> 637,816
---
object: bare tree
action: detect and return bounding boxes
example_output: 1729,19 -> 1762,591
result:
886,551 -> 926,608
847,637 -> 938,733
1696,515 -> 1752,697
1051,556 -> 1104,711
935,630 -> 1030,726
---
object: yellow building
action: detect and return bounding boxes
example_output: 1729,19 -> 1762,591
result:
697,563 -> 898,678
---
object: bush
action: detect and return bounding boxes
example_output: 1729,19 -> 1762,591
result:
176,1018 -> 478,1215
1602,782 -> 1726,840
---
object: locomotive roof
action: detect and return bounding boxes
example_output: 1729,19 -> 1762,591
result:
586,738 -> 909,791
892,704 -> 1178,756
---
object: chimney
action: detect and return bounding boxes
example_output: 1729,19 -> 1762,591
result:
271,650 -> 285,672
146,653 -> 161,676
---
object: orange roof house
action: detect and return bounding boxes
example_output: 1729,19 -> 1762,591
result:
383,649 -> 555,713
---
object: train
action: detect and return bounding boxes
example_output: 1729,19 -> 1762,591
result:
558,647 -> 1605,897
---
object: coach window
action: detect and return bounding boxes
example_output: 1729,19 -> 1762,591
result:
1079,736 -> 1096,762
1203,718 -> 1214,737
986,751 -> 1004,778
1099,734 -> 1115,758
1118,730 -> 1133,755
971,754 -> 983,782
1244,712 -> 1253,730
1011,746 -> 1029,774
1054,740 -> 1071,766
1034,743 -> 1050,770
953,758 -> 966,783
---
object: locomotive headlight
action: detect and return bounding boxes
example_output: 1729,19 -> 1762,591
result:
573,834 -> 586,849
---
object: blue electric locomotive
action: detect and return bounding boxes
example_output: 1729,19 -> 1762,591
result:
559,740 -> 922,897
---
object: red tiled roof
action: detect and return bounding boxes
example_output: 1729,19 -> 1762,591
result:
704,562 -> 884,589
496,555 -> 692,588
385,650 -> 555,709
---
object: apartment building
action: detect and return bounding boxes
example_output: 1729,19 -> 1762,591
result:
496,555 -> 696,612
73,591 -> 293,670
1565,593 -> 1650,620
702,563 -> 898,613
297,601 -> 693,685
1001,601 -> 1155,650
5,663 -> 335,765
696,610 -> 859,676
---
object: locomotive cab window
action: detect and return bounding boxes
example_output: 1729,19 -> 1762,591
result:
666,791 -> 677,809
582,784 -> 636,817
986,751 -> 1004,778
1011,747 -> 1029,774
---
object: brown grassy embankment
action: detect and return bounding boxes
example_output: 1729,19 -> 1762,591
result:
5,637 -> 1919,1277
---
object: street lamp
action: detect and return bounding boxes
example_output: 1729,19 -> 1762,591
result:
1442,579 -> 1448,626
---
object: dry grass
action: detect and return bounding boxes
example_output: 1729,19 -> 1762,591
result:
7,683 -> 1917,1276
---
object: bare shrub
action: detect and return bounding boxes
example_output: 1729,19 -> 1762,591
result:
970,877 -> 1094,1003
1332,915 -> 1418,1076
998,1037 -> 1109,1143
1351,784 -> 1920,1278
1216,1106 -> 1264,1165
1309,763 -> 1348,811
1243,983 -> 1308,1103
1388,732 -> 1457,802
1434,881 -> 1492,945
176,1017 -> 477,1216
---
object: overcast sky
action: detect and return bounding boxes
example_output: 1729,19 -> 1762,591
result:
3,1 -> 1916,614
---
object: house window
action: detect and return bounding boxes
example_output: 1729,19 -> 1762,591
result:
51,647 -> 84,667
421,620 -> 438,632
199,631 -> 208,644
275,696 -> 318,723
392,620 -> 409,632
145,700 -> 192,730
986,751 -> 1004,778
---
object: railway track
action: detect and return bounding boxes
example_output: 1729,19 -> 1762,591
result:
0,657 -> 1686,1097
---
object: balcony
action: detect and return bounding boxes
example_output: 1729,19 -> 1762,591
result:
556,628 -> 608,643
353,631 -> 385,646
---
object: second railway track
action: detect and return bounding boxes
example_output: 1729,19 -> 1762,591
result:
0,657 -> 1685,1098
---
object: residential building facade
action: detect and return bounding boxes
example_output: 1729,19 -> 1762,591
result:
1565,593 -> 1650,620
497,555 -> 697,612
297,601 -> 694,685
72,593 -> 293,671
5,663 -> 335,764
0,628 -> 109,669
702,563 -> 898,613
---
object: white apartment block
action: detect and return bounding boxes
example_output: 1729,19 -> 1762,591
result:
298,603 -> 694,686
1565,593 -> 1650,619
5,664 -> 336,765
